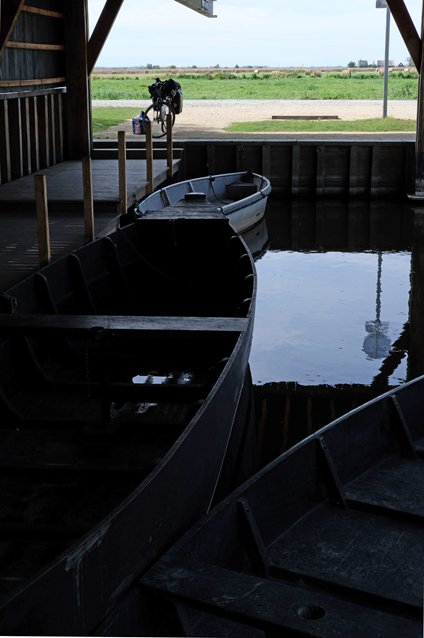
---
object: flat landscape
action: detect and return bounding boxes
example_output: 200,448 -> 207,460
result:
91,67 -> 418,138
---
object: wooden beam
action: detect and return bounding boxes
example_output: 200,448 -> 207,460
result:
87,0 -> 125,75
63,1 -> 91,159
386,0 -> 421,69
145,121 -> 154,194
0,314 -> 248,336
6,42 -> 64,50
22,5 -> 63,19
82,157 -> 95,240
0,77 -> 65,88
0,0 -> 25,55
414,3 -> 424,193
118,130 -> 127,214
34,174 -> 51,266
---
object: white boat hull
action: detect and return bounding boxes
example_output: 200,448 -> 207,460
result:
136,171 -> 272,233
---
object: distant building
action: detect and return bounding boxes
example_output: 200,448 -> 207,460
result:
358,60 -> 369,68
377,59 -> 395,67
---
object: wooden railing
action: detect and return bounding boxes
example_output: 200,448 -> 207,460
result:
0,86 -> 66,184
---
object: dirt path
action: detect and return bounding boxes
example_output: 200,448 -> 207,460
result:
92,99 -> 418,139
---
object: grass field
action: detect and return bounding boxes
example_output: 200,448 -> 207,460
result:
91,69 -> 419,101
92,107 -> 138,134
225,118 -> 415,132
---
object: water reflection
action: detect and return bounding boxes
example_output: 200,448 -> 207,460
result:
362,252 -> 391,360
248,197 -> 417,466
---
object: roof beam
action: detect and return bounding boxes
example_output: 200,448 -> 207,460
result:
174,0 -> 216,18
87,0 -> 125,74
386,0 -> 421,69
0,0 -> 26,56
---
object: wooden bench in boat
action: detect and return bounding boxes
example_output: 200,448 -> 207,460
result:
0,314 -> 249,337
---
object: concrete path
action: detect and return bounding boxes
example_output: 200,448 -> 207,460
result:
92,99 -> 418,140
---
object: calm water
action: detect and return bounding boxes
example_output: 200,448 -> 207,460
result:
246,197 -> 417,462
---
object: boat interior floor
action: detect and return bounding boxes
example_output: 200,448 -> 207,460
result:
141,391 -> 424,638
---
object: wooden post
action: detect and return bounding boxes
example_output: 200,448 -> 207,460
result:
34,174 -> 50,266
415,7 -> 424,194
118,130 -> 127,214
63,1 -> 91,160
82,156 -> 94,240
407,211 -> 424,379
166,112 -> 173,179
145,119 -> 153,194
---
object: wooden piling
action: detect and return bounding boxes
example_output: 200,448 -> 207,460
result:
167,113 -> 173,179
34,174 -> 51,266
145,120 -> 153,194
118,130 -> 127,214
82,157 -> 94,240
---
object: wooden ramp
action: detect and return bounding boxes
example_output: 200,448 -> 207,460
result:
0,158 -> 181,213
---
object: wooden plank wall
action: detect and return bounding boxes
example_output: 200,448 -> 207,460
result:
0,1 -> 67,183
0,0 -> 65,90
178,140 -> 416,197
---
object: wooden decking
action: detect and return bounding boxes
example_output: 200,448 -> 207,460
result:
0,157 -> 181,291
0,158 -> 181,213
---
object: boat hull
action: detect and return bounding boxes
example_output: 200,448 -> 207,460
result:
0,217 -> 256,635
136,172 -> 272,234
142,375 -> 424,637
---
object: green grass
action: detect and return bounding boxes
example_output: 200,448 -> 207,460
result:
91,72 -> 419,101
225,118 -> 416,133
91,107 -> 139,133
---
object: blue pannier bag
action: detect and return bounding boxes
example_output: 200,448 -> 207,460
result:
132,111 -> 150,135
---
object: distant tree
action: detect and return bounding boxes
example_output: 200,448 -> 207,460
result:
347,61 -> 356,68
235,64 -> 240,69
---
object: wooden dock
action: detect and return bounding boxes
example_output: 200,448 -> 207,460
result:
0,156 -> 182,291
0,158 -> 181,213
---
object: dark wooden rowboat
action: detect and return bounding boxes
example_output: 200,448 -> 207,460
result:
0,215 -> 256,635
142,375 -> 424,637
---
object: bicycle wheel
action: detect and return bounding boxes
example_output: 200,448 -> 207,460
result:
144,101 -> 175,138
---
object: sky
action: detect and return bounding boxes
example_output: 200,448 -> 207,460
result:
88,0 -> 423,69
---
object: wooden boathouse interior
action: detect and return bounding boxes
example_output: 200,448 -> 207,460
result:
1,1 -> 424,457
1,1 -> 424,279
1,1 -> 424,632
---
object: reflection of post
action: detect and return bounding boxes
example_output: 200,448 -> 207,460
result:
407,212 -> 424,379
363,252 -> 391,360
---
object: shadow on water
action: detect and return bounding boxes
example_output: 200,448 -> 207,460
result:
244,196 -> 424,468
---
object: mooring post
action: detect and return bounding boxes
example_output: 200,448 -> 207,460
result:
118,130 -> 127,214
145,120 -> 153,194
82,157 -> 94,240
166,113 -> 173,179
34,174 -> 51,266
415,7 -> 424,194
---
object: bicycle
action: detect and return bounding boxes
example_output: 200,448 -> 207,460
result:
144,78 -> 183,138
